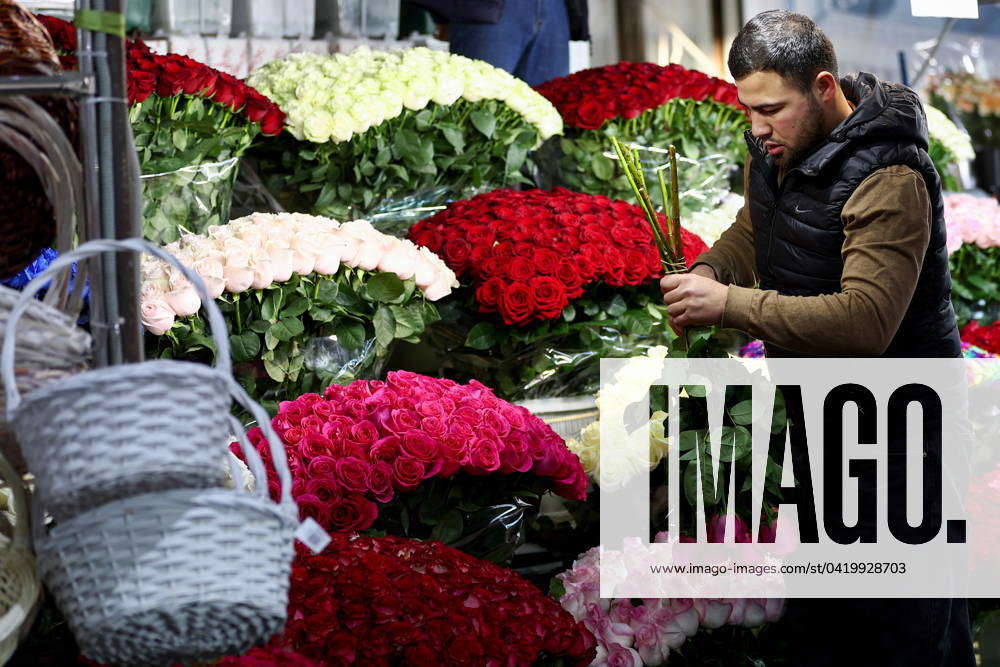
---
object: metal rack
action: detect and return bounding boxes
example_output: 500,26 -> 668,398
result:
0,0 -> 141,367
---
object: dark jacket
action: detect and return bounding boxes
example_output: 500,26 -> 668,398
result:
745,72 -> 961,358
406,0 -> 590,40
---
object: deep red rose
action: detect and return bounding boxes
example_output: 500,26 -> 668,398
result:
530,276 -> 568,319
393,456 -> 425,488
296,493 -> 330,525
328,494 -> 378,532
505,256 -> 535,283
243,91 -> 273,123
498,281 -> 536,325
574,99 -> 607,129
335,457 -> 372,494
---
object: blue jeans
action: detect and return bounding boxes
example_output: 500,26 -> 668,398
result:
448,0 -> 569,87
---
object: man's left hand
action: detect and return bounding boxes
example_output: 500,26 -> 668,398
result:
660,274 -> 729,327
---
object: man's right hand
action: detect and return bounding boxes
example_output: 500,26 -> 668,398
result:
689,264 -> 717,281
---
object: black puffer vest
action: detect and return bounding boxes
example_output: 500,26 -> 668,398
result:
747,72 -> 961,358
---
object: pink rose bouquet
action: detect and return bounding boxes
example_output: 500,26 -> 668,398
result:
233,370 -> 588,562
143,212 -> 458,410
943,193 -> 1000,324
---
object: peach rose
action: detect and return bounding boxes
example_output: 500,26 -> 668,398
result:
141,297 -> 176,335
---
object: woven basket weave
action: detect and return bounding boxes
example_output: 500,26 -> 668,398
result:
35,381 -> 300,666
1,240 -> 237,521
0,451 -> 41,664
0,0 -> 78,280
0,284 -> 90,473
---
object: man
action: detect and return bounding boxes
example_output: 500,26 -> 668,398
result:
406,0 -> 589,87
660,10 -> 974,666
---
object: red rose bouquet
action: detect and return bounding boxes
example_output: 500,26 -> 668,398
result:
36,14 -> 284,244
246,534 -> 597,666
407,188 -> 712,399
535,62 -> 748,213
233,371 -> 588,562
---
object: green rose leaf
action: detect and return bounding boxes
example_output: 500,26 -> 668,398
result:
365,272 -> 405,302
334,320 -> 366,350
373,305 -> 396,348
269,317 -> 305,342
229,331 -> 261,363
470,110 -> 497,139
465,322 -> 498,350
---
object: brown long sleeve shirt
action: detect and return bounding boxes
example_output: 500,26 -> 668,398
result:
691,158 -> 932,356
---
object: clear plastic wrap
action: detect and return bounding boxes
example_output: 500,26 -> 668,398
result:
140,156 -> 240,245
302,335 -> 392,386
363,184 -> 497,237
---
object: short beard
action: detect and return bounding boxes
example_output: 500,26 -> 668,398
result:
780,95 -> 827,168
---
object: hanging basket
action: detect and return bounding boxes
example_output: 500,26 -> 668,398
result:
1,240 -> 237,521
0,451 -> 41,664
0,283 -> 91,473
34,380 -> 301,666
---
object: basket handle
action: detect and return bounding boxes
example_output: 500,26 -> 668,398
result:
1,238 -> 233,415
227,377 -> 294,507
0,451 -> 30,552
227,415 -> 269,498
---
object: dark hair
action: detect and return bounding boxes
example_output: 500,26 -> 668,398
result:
728,10 -> 838,92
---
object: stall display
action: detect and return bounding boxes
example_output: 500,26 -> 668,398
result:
535,62 -> 748,211
231,371 -> 587,561
36,14 -> 285,244
408,187 -> 709,400
247,47 -> 562,227
142,212 -> 457,410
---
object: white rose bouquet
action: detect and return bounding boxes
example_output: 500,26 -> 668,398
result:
926,104 -> 975,191
246,47 -> 563,224
143,211 -> 458,410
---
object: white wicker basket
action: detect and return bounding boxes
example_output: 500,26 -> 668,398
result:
34,379 -> 300,666
0,284 -> 91,473
0,452 -> 40,664
1,239 -> 238,520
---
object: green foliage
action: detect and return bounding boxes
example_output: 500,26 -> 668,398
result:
547,98 -> 749,206
251,99 -> 540,220
428,283 -> 730,402
949,245 -> 1000,326
131,94 -> 260,244
147,270 -> 440,414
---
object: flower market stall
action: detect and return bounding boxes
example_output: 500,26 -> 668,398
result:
1,1 -> 998,665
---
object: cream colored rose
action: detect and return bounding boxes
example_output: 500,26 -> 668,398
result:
223,263 -> 255,293
165,285 -> 201,317
376,239 -> 419,280
141,297 -> 176,336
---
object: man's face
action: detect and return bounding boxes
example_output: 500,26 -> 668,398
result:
736,70 -> 827,168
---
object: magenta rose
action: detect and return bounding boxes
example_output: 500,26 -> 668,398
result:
401,430 -> 440,462
367,461 -> 395,503
393,457 -> 425,489
328,494 -> 378,532
336,457 -> 372,494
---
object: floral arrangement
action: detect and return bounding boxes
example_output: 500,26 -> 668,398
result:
556,542 -> 784,665
943,193 -> 1000,324
37,14 -> 284,244
233,371 -> 588,556
264,533 -> 597,665
247,47 -> 563,223
143,213 -> 456,409
535,62 -> 748,209
925,104 -> 975,191
408,187 -> 709,399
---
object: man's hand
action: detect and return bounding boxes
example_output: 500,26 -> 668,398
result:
660,272 -> 728,330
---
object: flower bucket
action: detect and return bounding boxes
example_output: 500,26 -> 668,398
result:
1,239 -> 237,520
141,156 -> 240,245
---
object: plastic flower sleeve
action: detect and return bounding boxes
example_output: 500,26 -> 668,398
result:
140,157 -> 240,245
301,335 -> 393,387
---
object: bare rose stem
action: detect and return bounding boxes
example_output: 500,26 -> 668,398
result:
610,137 -> 670,265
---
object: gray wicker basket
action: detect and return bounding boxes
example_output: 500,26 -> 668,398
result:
34,378 -> 300,666
1,239 -> 234,520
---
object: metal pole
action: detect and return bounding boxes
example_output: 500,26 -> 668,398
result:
911,17 -> 957,90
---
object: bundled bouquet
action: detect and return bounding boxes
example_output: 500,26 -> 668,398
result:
248,47 -> 563,225
233,371 -> 587,560
143,213 -> 456,409
925,105 -> 975,191
556,541 -> 784,666
407,188 -> 709,400
37,15 -> 284,244
943,192 -> 1000,324
535,62 -> 748,209
266,534 -> 597,665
